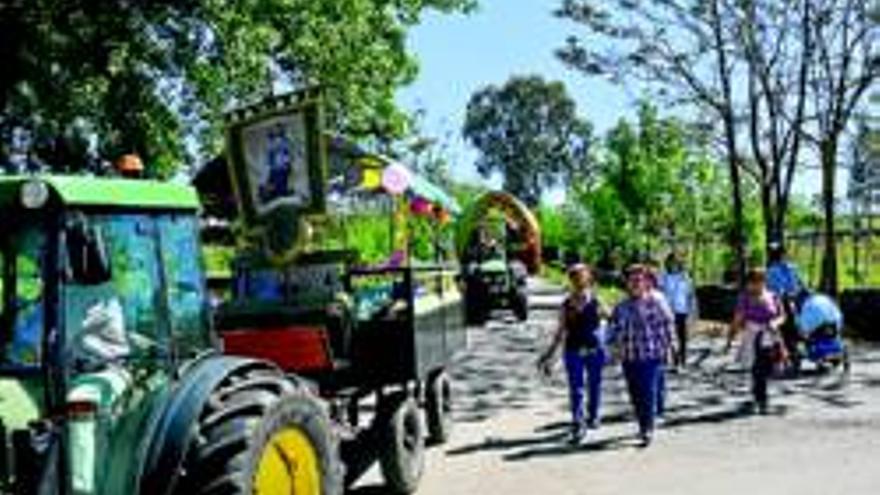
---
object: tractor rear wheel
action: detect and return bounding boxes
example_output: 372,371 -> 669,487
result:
177,367 -> 344,495
377,393 -> 425,494
425,370 -> 453,445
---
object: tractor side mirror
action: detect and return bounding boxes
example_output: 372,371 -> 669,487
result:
65,216 -> 112,285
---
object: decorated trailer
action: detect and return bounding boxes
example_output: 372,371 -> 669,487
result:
200,88 -> 467,493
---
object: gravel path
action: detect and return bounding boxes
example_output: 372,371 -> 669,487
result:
351,279 -> 880,494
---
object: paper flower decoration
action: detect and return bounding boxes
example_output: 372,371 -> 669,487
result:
410,196 -> 433,215
382,163 -> 411,195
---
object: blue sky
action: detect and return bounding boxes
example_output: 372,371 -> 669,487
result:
396,0 -> 831,202
397,0 -> 636,190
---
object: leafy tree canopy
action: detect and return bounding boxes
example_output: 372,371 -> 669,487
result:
462,74 -> 593,206
0,0 -> 475,177
567,102 -> 734,263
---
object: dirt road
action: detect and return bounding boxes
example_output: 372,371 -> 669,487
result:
351,280 -> 880,495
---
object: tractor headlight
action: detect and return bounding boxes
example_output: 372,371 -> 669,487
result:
21,180 -> 49,209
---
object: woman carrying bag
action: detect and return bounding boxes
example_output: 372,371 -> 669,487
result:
727,268 -> 788,414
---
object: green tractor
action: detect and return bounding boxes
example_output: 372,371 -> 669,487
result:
0,175 -> 343,495
457,192 -> 541,326
462,255 -> 529,326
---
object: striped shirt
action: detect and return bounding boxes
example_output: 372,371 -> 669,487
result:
608,294 -> 675,362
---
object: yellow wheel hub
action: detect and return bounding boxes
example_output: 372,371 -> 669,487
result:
254,427 -> 322,495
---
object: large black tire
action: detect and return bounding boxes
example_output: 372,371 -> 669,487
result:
464,276 -> 490,326
176,366 -> 344,495
377,393 -> 426,494
512,290 -> 528,322
465,299 -> 488,326
425,370 -> 453,445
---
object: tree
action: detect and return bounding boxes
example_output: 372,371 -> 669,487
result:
799,0 -> 879,295
556,0 -> 751,283
395,108 -> 455,190
603,103 -> 696,248
736,0 -> 813,256
0,0 -> 475,177
555,0 -> 822,285
568,103 -> 729,266
850,117 -> 880,211
462,75 -> 593,206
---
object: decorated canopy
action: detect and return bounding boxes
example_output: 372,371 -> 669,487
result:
326,133 -> 460,218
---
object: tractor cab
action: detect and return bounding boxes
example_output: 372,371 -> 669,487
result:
0,175 -> 211,495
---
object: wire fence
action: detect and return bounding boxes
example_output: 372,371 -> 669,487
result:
683,224 -> 880,290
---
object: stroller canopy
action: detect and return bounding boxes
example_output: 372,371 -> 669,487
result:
797,293 -> 843,336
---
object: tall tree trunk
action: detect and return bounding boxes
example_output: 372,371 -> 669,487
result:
775,194 -> 791,252
729,163 -> 747,285
710,0 -> 746,288
760,184 -> 775,260
852,199 -> 860,285
820,139 -> 839,296
724,129 -> 747,287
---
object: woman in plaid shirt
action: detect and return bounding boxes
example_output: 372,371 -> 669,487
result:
607,264 -> 677,447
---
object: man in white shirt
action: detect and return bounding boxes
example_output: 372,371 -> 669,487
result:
660,253 -> 696,367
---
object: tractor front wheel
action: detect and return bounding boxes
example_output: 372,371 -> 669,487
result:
464,297 -> 490,327
177,367 -> 344,495
512,290 -> 529,322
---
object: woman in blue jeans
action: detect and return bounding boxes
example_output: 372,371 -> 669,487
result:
539,264 -> 607,445
608,264 -> 676,447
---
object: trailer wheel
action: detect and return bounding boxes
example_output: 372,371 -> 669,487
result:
178,367 -> 344,495
377,393 -> 425,494
426,370 -> 453,445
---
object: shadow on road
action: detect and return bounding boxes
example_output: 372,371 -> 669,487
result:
502,434 -> 634,461
446,430 -> 569,457
445,423 -> 633,462
347,486 -> 393,495
447,400 -> 775,464
440,281 -> 880,469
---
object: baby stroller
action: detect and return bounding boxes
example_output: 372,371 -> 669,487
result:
794,291 -> 850,374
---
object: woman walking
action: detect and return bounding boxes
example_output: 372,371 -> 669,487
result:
607,264 -> 676,447
539,264 -> 607,445
727,268 -> 787,414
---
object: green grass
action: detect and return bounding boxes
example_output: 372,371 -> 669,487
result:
658,235 -> 879,291
788,236 -> 880,290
